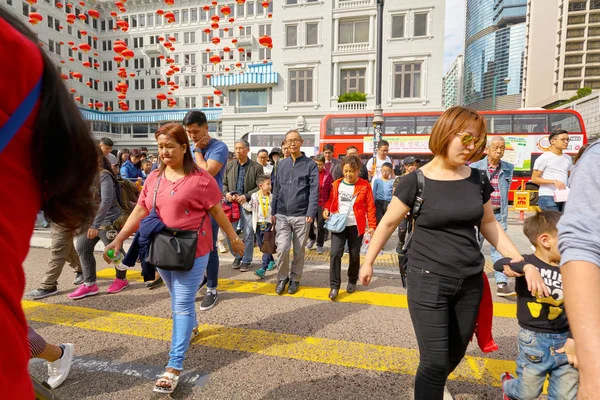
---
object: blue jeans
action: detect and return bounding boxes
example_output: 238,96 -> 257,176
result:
492,211 -> 508,285
255,223 -> 274,270
226,209 -> 254,264
504,329 -> 578,400
206,217 -> 219,290
158,254 -> 209,371
538,196 -> 564,212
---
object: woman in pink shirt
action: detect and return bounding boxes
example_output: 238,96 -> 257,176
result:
105,123 -> 243,394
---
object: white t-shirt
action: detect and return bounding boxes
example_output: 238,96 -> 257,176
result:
533,151 -> 572,197
366,155 -> 392,182
262,163 -> 273,176
338,181 -> 356,226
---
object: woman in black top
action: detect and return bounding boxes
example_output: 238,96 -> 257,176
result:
359,106 -> 525,400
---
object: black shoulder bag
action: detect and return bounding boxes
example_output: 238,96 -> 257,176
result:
146,176 -> 207,271
398,169 -> 425,288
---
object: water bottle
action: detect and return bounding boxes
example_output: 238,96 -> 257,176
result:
107,249 -> 127,271
360,234 -> 371,255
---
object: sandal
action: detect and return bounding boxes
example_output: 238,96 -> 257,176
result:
153,371 -> 180,394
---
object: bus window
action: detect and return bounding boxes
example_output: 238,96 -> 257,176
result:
327,117 -> 356,135
384,116 -> 415,134
302,134 -> 315,147
416,116 -> 438,134
485,115 -> 511,134
513,114 -> 548,134
549,113 -> 582,132
357,116 -> 374,135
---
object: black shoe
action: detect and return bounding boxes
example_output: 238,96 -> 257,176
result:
73,273 -> 84,285
145,277 -> 164,289
275,279 -> 289,295
288,281 -> 300,294
197,275 -> 208,291
328,288 -> 339,300
231,259 -> 241,269
26,288 -> 58,300
347,283 -> 357,293
200,291 -> 218,311
240,262 -> 251,272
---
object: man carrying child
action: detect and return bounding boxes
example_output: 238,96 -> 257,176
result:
494,211 -> 578,400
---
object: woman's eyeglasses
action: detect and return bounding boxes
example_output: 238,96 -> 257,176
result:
456,132 -> 484,147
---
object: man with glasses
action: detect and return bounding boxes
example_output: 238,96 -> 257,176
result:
531,130 -> 573,212
183,110 -> 229,311
470,136 -> 515,296
366,140 -> 392,183
271,130 -> 319,295
256,148 -> 272,176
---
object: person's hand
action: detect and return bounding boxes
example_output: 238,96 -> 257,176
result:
196,135 -> 211,149
554,180 -> 567,190
271,216 -> 276,224
87,228 -> 99,240
236,195 -> 247,205
367,228 -> 375,236
103,239 -> 122,263
556,338 -> 578,368
523,264 -> 550,298
503,265 -> 524,278
230,238 -> 244,257
323,209 -> 330,220
225,193 -> 234,202
306,216 -> 314,224
359,263 -> 374,286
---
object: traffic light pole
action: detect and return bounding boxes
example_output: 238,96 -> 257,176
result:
372,0 -> 384,161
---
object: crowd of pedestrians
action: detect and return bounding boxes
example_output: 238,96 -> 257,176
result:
3,11 -> 599,398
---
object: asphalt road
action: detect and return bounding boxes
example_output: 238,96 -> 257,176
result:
23,211 -> 547,400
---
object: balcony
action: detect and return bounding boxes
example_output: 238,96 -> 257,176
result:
336,0 -> 374,10
337,101 -> 367,111
144,44 -> 164,56
336,42 -> 370,53
234,35 -> 253,46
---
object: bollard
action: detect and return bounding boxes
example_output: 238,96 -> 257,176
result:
519,210 -> 525,221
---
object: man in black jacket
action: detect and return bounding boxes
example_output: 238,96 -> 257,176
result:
271,130 -> 319,295
223,139 -> 264,272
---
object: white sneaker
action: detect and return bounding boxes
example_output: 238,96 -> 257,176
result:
47,343 -> 74,389
217,241 -> 227,253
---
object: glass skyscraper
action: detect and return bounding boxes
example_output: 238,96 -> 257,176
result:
463,0 -> 527,110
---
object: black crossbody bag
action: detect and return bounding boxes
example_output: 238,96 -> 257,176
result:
398,169 -> 425,288
146,176 -> 207,271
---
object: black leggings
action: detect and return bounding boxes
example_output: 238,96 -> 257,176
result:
407,266 -> 483,400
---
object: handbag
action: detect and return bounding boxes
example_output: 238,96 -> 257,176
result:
260,226 -> 277,255
146,176 -> 207,271
324,195 -> 357,233
398,169 -> 425,288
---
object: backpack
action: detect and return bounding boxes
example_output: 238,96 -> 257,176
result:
222,199 -> 241,222
100,171 -> 139,229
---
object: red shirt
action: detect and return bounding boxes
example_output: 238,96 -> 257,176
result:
318,168 -> 333,207
0,16 -> 44,399
138,169 -> 222,257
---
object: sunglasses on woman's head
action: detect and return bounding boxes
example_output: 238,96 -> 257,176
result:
456,132 -> 484,147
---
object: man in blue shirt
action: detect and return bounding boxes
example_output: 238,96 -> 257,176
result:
184,111 -> 229,311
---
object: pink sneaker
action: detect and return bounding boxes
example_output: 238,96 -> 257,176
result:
107,278 -> 129,294
68,284 -> 99,300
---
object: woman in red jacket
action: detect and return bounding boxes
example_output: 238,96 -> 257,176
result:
324,155 -> 376,300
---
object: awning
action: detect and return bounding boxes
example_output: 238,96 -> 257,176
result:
80,108 -> 222,123
211,62 -> 278,88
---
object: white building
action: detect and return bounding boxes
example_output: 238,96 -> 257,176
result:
2,0 -> 445,150
523,0 -> 600,108
442,54 -> 463,109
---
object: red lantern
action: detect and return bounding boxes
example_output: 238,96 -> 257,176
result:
86,81 -> 92,87
158,79 -> 166,86
118,93 -> 127,100
79,43 -> 92,52
69,57 -> 75,62
258,35 -> 272,47
238,25 -> 244,30
69,88 -> 76,93
212,37 -> 221,45
72,72 -> 82,79
156,93 -> 167,101
236,0 -> 246,4
224,27 -> 229,32
82,61 -> 91,68
28,12 -> 43,24
225,67 -> 230,72
79,30 -> 88,36
237,47 -> 244,53
88,9 -> 100,19
158,55 -> 165,60
169,36 -> 176,42
214,89 -> 223,96
215,103 -> 221,107
113,43 -> 127,54
156,9 -> 164,15
203,5 -> 210,11
78,1 -> 84,5
164,0 -> 174,5
229,17 -> 235,23
209,55 -> 221,65
129,72 -> 136,77
107,107 -> 113,111
223,46 -> 231,52
211,22 -> 219,30
75,96 -> 81,101
203,28 -> 211,34
87,102 -> 93,108
68,41 -> 75,46
212,0 -> 217,5
163,42 -> 173,48
158,36 -> 165,42
113,55 -> 123,64
115,1 -> 124,7
211,15 -> 220,22
121,49 -> 134,59
221,6 -> 231,16
56,2 -> 63,8
231,38 -> 238,44
66,12 -> 76,20
267,13 -> 272,18
95,101 -> 103,108
78,14 -> 87,21
261,1 -> 269,8
235,62 -> 242,68
60,73 -> 69,80
58,25 -> 64,30
206,74 -> 212,78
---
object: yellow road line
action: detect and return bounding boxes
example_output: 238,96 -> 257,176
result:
23,300 -> 515,387
97,268 -> 517,319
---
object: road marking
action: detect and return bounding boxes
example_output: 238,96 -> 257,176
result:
30,356 -> 209,386
97,268 -> 517,319
23,300 -> 515,388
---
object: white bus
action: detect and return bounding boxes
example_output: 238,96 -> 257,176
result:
245,132 -> 319,159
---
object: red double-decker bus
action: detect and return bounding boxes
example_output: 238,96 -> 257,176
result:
319,109 -> 587,203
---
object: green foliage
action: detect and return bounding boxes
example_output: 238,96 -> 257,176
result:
548,87 -> 593,109
338,92 -> 367,103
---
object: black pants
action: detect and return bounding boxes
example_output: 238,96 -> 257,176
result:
407,266 -> 483,400
308,206 -> 327,247
329,225 -> 363,289
375,199 -> 389,225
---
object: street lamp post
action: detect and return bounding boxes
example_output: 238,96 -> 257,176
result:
491,76 -> 511,111
372,0 -> 384,161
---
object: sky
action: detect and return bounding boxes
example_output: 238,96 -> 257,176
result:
443,0 -> 466,74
